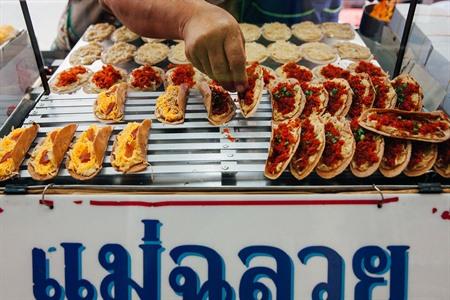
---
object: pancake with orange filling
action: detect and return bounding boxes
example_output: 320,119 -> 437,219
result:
111,120 -> 152,173
94,82 -> 128,123
66,125 -> 113,180
0,123 -> 39,181
155,84 -> 189,124
28,124 -> 77,181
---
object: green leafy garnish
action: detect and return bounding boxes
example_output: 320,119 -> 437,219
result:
326,132 -> 338,144
413,121 -> 420,133
355,128 -> 365,142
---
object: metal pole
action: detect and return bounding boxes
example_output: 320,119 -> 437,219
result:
393,0 -> 419,77
20,0 -> 50,95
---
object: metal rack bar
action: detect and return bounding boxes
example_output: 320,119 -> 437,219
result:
393,0 -> 419,77
20,0 -> 50,95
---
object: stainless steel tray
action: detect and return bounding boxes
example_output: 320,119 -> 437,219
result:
12,90 -> 445,189
3,27 -> 448,190
18,90 -> 270,187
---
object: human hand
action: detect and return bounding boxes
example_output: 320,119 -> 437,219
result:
182,2 -> 247,92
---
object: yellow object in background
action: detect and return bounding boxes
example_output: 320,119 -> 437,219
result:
370,0 -> 398,22
0,24 -> 17,45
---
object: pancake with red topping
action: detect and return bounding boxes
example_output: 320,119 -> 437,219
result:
347,73 -> 375,119
290,115 -> 325,180
379,138 -> 411,177
404,142 -> 437,177
111,120 -> 151,173
238,63 -> 264,118
313,64 -> 350,80
265,118 -> 301,180
84,64 -> 127,94
28,124 -> 77,181
128,65 -> 164,91
260,65 -> 277,88
323,78 -> 352,117
350,119 -> 384,177
66,125 -> 113,181
199,82 -> 236,126
270,79 -> 305,122
165,64 -> 202,89
392,74 -> 423,112
276,62 -> 313,84
347,61 -> 388,78
0,124 -> 39,181
300,82 -> 328,117
371,76 -> 397,109
50,65 -> 92,94
359,109 -> 450,142
316,114 -> 355,179
434,140 -> 450,178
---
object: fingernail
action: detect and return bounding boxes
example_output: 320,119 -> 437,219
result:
236,84 -> 245,93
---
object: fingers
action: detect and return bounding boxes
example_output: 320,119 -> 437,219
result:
224,34 -> 247,93
198,51 -> 213,82
186,44 -> 212,78
185,49 -> 202,72
207,43 -> 235,91
182,8 -> 247,92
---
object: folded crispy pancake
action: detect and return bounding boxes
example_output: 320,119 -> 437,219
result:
154,84 -> 189,124
265,118 -> 302,180
270,78 -> 305,123
66,125 -> 113,180
434,140 -> 450,178
28,123 -> 77,181
350,125 -> 385,178
0,123 -> 39,181
392,74 -> 423,112
379,138 -> 411,177
316,114 -> 355,179
111,119 -> 152,173
404,142 -> 437,177
322,78 -> 353,117
290,115 -> 325,180
94,82 -> 128,123
359,109 -> 450,143
238,64 -> 264,118
198,82 -> 236,126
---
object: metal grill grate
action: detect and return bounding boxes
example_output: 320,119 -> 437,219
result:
8,27 -> 448,190
20,91 -> 273,186
16,90 -> 448,188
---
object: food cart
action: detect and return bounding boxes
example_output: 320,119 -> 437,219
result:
0,1 -> 449,299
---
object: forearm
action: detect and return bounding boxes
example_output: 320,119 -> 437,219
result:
101,0 -> 207,39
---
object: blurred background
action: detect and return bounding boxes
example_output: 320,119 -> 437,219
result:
0,0 -> 446,51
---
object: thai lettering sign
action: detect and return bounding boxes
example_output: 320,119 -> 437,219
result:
0,193 -> 449,299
